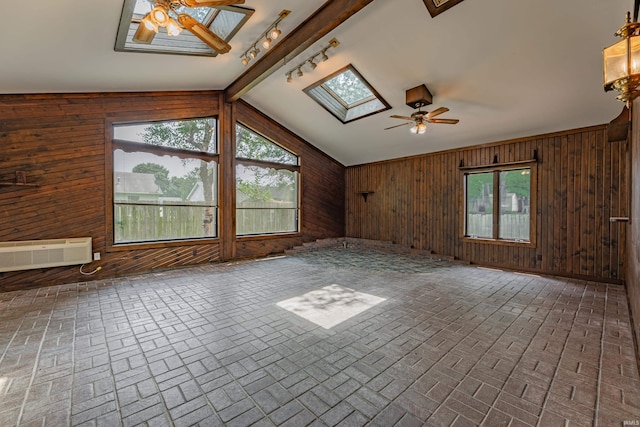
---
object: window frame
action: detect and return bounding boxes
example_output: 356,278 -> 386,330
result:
114,0 -> 253,57
235,123 -> 301,238
460,161 -> 537,247
107,117 -> 220,250
303,64 -> 391,124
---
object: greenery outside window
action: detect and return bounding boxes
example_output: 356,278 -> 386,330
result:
464,166 -> 533,242
112,118 -> 218,244
236,124 -> 300,236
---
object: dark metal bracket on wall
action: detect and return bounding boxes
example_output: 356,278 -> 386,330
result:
0,171 -> 39,187
458,157 -> 538,171
357,191 -> 374,202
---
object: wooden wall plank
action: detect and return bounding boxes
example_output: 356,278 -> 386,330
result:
626,99 -> 640,363
345,125 -> 626,282
0,92 -> 344,291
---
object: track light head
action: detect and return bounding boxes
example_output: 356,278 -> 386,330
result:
239,10 -> 290,66
307,59 -> 317,70
286,72 -> 293,83
296,66 -> 303,78
241,56 -> 250,66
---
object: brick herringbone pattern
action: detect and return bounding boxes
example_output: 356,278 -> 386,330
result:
0,249 -> 638,426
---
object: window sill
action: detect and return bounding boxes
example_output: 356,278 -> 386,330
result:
461,236 -> 535,248
236,232 -> 301,242
108,237 -> 219,252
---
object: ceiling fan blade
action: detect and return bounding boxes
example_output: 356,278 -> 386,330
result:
427,107 -> 449,118
177,0 -> 245,7
390,115 -> 414,121
384,123 -> 412,130
428,118 -> 459,124
178,14 -> 231,54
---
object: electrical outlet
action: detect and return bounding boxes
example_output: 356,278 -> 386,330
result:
93,252 -> 101,261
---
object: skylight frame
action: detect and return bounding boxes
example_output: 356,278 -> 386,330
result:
115,0 -> 253,57
303,65 -> 391,124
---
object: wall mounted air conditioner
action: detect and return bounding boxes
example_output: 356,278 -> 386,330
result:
0,237 -> 92,272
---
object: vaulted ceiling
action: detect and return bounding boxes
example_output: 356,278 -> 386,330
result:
0,0 -> 630,165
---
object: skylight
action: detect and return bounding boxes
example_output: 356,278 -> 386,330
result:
115,0 -> 253,56
304,65 -> 390,123
323,69 -> 376,107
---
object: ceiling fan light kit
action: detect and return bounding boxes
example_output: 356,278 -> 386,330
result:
384,84 -> 459,134
410,122 -> 428,134
132,0 -> 243,53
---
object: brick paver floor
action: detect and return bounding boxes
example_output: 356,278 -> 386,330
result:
0,248 -> 638,426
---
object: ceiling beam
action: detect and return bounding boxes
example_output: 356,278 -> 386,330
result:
224,0 -> 376,103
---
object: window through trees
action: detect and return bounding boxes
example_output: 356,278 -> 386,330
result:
112,118 -> 218,244
464,167 -> 532,242
236,124 -> 299,236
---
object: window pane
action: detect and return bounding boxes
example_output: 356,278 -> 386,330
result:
114,149 -> 217,243
236,164 -> 298,235
236,124 -> 297,165
210,9 -> 246,39
466,172 -> 493,238
114,118 -> 217,154
499,169 -> 530,241
324,69 -> 374,106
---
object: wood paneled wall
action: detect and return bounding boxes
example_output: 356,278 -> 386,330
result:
628,103 -> 640,358
0,92 -> 344,291
346,125 -> 628,283
234,101 -> 345,258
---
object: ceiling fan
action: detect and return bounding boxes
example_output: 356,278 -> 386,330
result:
384,84 -> 459,134
133,0 -> 246,54
384,107 -> 459,134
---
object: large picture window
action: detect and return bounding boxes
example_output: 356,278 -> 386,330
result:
236,124 -> 300,236
464,167 -> 532,242
112,118 -> 218,244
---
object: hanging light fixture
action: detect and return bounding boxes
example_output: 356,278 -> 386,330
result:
239,10 -> 290,65
130,0 -> 238,54
604,11 -> 640,106
284,38 -> 340,82
410,121 -> 427,135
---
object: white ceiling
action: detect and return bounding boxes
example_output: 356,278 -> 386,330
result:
0,0 -> 631,166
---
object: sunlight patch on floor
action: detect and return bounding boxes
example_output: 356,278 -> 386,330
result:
276,284 -> 386,329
